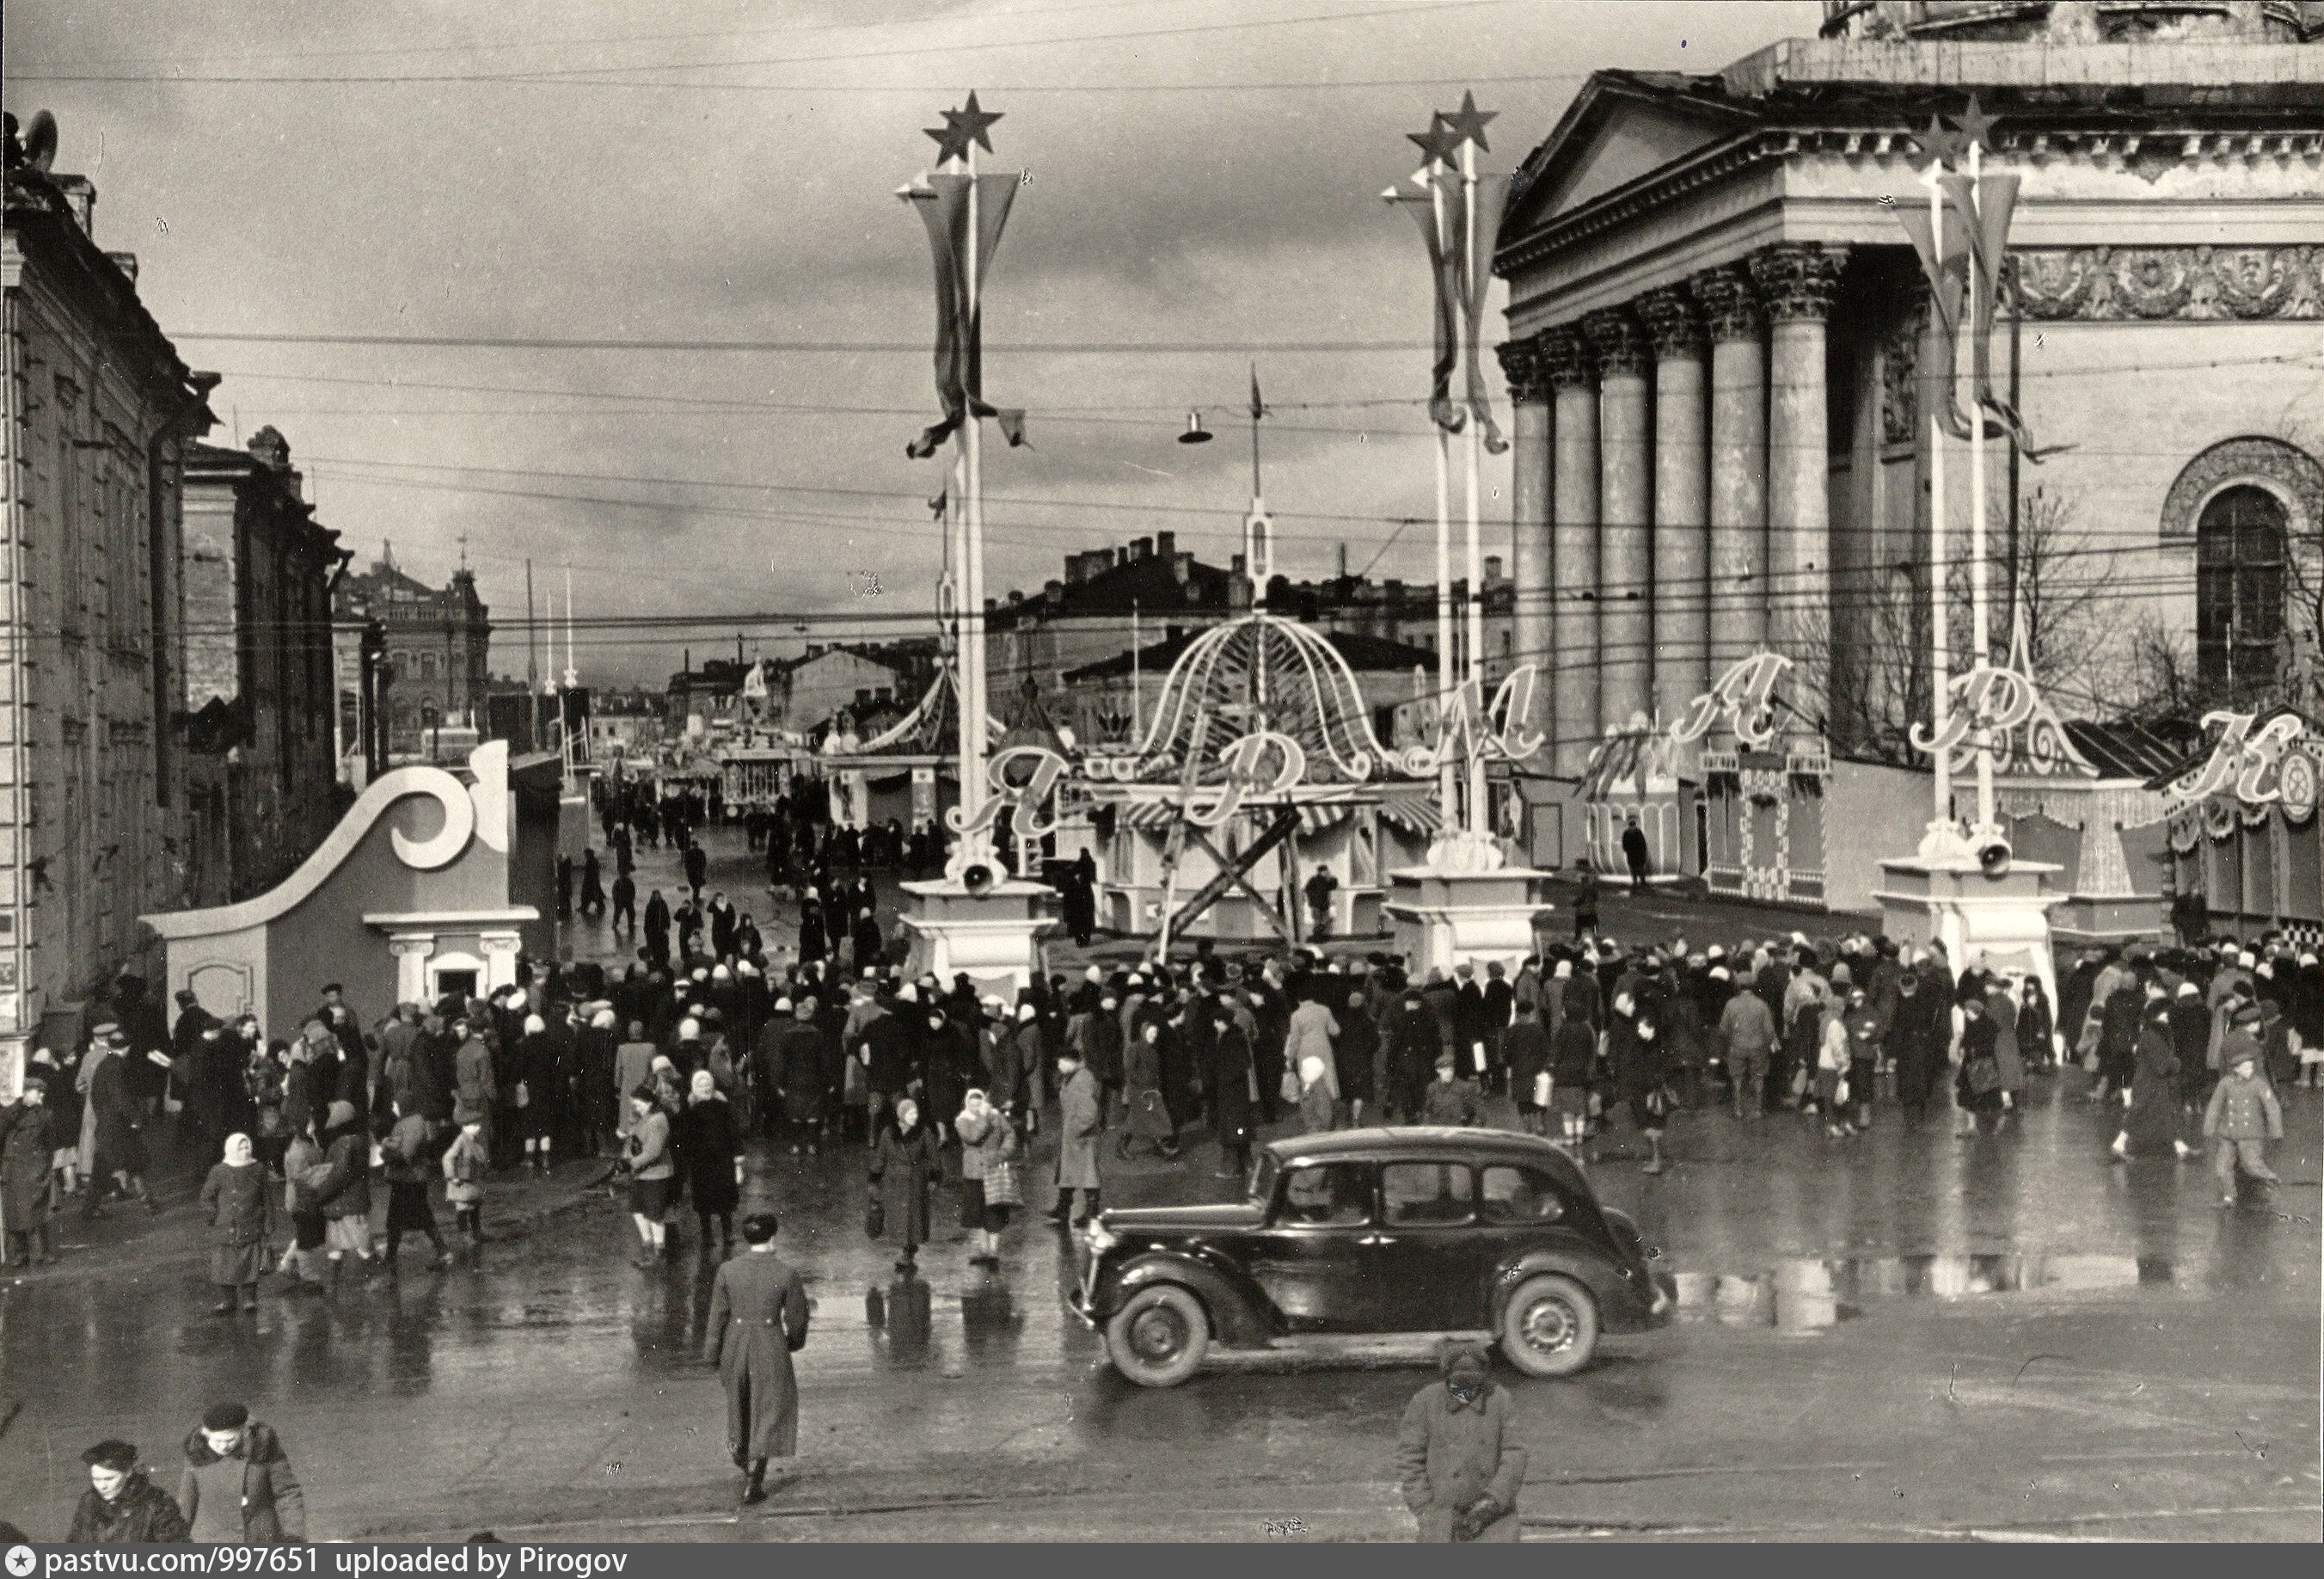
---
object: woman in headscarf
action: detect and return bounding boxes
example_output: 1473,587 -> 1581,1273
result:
199,1133 -> 275,1313
796,888 -> 825,966
954,1088 -> 1021,1268
868,1096 -> 941,1270
679,1070 -> 742,1258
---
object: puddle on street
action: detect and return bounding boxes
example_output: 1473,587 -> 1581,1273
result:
1671,1251 -> 2168,1336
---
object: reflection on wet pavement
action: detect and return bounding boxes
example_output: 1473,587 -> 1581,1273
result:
1670,1250 -> 2195,1335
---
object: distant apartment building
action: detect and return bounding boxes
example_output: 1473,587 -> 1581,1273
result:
334,543 -> 492,760
180,427 -> 349,901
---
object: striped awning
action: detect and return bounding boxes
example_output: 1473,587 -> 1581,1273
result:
1114,791 -> 1441,838
1379,791 -> 1444,835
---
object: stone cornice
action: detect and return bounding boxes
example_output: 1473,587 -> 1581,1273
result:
1749,243 -> 1849,324
2014,244 -> 2322,320
1582,307 -> 1652,379
1495,336 -> 1552,404
1689,262 -> 1765,341
1635,285 -> 1708,360
1494,123 -> 2324,281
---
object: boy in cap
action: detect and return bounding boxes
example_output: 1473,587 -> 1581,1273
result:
1420,1053 -> 1481,1127
2202,1045 -> 2283,1207
1394,1341 -> 1525,1541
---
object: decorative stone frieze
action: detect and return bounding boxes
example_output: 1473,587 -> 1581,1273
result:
2014,245 -> 2322,321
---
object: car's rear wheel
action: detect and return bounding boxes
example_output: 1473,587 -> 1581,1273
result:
1499,1273 -> 1599,1377
1105,1283 -> 1210,1387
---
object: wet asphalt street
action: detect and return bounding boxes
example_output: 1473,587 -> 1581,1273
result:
3,830 -> 2316,1542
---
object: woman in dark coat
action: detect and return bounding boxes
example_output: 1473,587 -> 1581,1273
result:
1610,1001 -> 1670,1174
1338,991 -> 1380,1126
1954,997 -> 2005,1134
643,889 -> 673,972
2,1081 -> 56,1265
796,890 -> 826,966
198,1133 -> 275,1312
678,1071 -> 742,1255
2112,995 -> 2187,1160
918,1010 -> 972,1151
1119,1020 -> 1178,1159
2017,974 -> 2057,1070
1208,1010 -> 1256,1180
868,1097 -> 941,1267
774,1001 -> 827,1153
850,907 -> 885,978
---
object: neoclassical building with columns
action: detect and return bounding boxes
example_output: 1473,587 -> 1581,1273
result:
1491,0 -> 2324,921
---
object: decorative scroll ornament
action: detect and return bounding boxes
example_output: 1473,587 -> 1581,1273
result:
1670,653 -> 1790,750
390,766 -> 478,870
948,742 -> 1072,840
2160,710 -> 2313,814
1910,667 -> 2038,759
1185,731 -> 1308,829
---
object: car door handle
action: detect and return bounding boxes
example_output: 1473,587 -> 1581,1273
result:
1358,1233 -> 1399,1246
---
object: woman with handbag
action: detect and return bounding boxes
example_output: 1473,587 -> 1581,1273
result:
954,1089 -> 1021,1268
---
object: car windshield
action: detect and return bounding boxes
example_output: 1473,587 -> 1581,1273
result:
1246,1151 -> 1279,1205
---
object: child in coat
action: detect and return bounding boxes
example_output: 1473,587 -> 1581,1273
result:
2202,1048 -> 2284,1206
1420,1053 -> 1482,1127
442,1118 -> 489,1250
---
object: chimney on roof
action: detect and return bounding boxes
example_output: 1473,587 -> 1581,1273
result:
54,175 -> 95,238
1130,536 -> 1153,561
1155,531 -> 1175,559
1172,552 -> 1192,586
1065,552 -> 1094,586
246,425 -> 291,473
1044,579 -> 1064,602
1338,542 -> 1348,580
1229,574 -> 1252,613
1008,588 -> 1025,606
1485,555 -> 1504,583
1230,553 -> 1245,577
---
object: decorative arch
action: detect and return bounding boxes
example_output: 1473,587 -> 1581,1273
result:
2160,435 -> 2324,544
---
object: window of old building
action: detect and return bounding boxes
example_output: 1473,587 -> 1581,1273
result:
2196,484 -> 2287,705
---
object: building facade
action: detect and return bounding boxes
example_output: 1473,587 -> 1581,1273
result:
1491,0 -> 2324,908
181,427 -> 348,901
334,543 -> 492,761
3,120 -> 218,1083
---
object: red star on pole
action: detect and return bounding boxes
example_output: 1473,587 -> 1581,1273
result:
1439,89 -> 1496,154
924,89 -> 1003,165
1407,114 -> 1465,168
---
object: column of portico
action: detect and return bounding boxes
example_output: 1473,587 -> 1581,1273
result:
1636,286 -> 1709,723
1690,263 -> 1769,670
1497,336 -> 1554,752
1583,306 -> 1653,738
1542,327 -> 1597,777
1747,243 -> 1848,725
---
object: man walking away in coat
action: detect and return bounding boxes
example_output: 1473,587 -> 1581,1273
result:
1395,1342 -> 1525,1542
177,1402 -> 304,1543
1621,816 -> 1651,894
704,1212 -> 810,1505
68,1440 -> 190,1543
2204,1046 -> 2284,1207
1046,1048 -> 1103,1227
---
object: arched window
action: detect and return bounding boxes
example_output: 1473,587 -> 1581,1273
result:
2196,484 -> 2286,704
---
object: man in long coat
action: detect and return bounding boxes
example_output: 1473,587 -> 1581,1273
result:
1047,1047 -> 1102,1226
704,1212 -> 811,1504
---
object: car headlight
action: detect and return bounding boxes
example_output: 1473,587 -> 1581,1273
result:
1084,1220 -> 1119,1254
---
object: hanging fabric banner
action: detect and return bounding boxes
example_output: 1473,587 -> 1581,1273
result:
906,172 -> 1027,460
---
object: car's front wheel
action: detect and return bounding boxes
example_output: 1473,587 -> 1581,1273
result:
1499,1273 -> 1599,1377
1104,1283 -> 1210,1387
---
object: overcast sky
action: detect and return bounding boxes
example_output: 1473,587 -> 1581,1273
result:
7,0 -> 1820,685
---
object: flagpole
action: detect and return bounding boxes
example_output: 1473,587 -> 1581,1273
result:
1460,133 -> 1487,837
1925,162 -> 1953,848
960,138 -> 990,857
1967,135 -> 1996,841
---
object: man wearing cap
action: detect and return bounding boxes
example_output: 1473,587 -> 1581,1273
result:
705,1213 -> 811,1504
69,1440 -> 190,1543
79,1026 -> 156,1217
177,1403 -> 305,1542
1395,1342 -> 1525,1541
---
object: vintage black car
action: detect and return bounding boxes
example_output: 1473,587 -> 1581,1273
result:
1071,1127 -> 1674,1386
